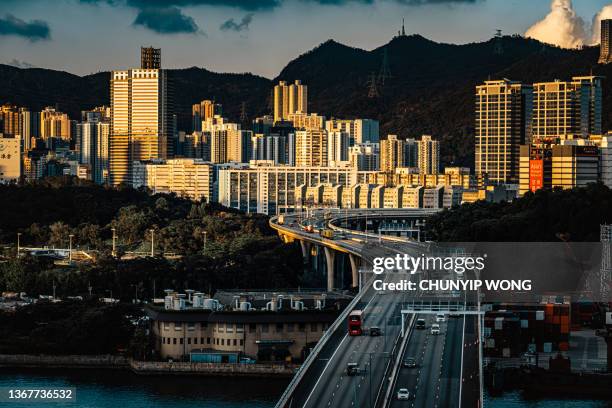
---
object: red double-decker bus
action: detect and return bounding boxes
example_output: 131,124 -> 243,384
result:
348,310 -> 363,336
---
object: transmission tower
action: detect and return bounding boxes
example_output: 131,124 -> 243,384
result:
493,29 -> 504,55
367,72 -> 379,98
378,48 -> 392,86
240,101 -> 248,124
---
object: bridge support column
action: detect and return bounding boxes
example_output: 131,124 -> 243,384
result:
299,240 -> 311,263
324,247 -> 336,291
349,254 -> 360,289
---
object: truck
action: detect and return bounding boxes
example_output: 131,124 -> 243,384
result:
319,229 -> 335,239
277,215 -> 285,225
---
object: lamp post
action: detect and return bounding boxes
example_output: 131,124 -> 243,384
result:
16,232 -> 21,258
111,227 -> 117,257
149,229 -> 155,257
69,234 -> 74,262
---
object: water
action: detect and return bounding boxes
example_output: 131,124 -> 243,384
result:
0,369 -> 288,408
486,390 -> 610,408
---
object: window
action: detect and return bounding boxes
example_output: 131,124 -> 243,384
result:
249,323 -> 256,333
187,323 -> 195,331
194,338 -> 198,345
226,323 -> 233,333
187,338 -> 191,345
286,323 -> 294,332
174,323 -> 182,331
173,338 -> 177,345
298,323 -> 306,332
276,323 -> 283,333
240,339 -> 244,346
180,338 -> 184,345
233,339 -> 237,346
236,324 -> 244,333
163,322 -> 170,331
162,337 -> 165,344
261,324 -> 269,333
207,337 -> 211,344
221,339 -> 225,346
218,324 -> 224,333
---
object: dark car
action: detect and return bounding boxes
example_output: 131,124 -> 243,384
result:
370,326 -> 381,336
346,362 -> 359,376
415,319 -> 426,329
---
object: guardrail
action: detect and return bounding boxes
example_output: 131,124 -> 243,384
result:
382,315 -> 416,407
274,279 -> 375,408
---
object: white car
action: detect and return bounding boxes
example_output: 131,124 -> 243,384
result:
436,313 -> 446,323
431,323 -> 441,335
397,388 -> 411,400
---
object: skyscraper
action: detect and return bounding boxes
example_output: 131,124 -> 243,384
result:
110,66 -> 171,186
417,135 -> 440,174
192,100 -> 222,131
380,134 -> 404,172
532,76 -> 602,140
39,107 -> 71,142
599,19 -> 612,64
327,130 -> 350,165
273,80 -> 307,122
141,46 -> 161,69
475,79 -> 532,184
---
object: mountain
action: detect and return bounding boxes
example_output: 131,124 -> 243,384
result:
2,35 -> 611,167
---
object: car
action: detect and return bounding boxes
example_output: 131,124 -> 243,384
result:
346,362 -> 359,376
415,319 -> 426,329
431,323 -> 440,335
436,313 -> 446,323
402,357 -> 417,368
369,326 -> 382,336
396,388 -> 411,400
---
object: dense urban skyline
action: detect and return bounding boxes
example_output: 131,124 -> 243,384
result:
1,0 -> 611,77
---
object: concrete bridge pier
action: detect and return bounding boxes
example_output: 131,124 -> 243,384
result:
349,254 -> 360,289
299,240 -> 311,263
323,247 -> 336,291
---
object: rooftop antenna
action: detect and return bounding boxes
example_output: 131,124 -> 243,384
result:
402,18 -> 406,37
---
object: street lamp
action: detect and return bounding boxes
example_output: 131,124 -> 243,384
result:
111,227 -> 117,257
16,232 -> 21,258
69,234 -> 74,262
149,229 -> 155,257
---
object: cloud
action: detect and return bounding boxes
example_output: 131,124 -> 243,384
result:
5,58 -> 36,68
525,0 -> 587,49
133,6 -> 200,34
0,14 -> 50,41
220,13 -> 254,31
81,0 -> 281,11
591,5 -> 612,44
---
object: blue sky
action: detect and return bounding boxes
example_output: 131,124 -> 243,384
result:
0,0 -> 610,78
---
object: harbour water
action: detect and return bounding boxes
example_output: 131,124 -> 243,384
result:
0,370 -> 609,407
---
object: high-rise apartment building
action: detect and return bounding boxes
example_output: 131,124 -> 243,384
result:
380,134 -> 405,172
403,138 -> 418,168
0,136 -> 21,183
326,119 -> 380,144
273,80 -> 307,122
132,159 -> 214,202
288,113 -> 325,130
40,107 -> 71,142
141,46 -> 161,69
295,129 -> 328,167
76,109 -> 110,184
192,100 -> 222,131
328,131 -> 350,166
349,142 -> 380,171
599,19 -> 612,64
110,66 -> 171,186
417,135 -> 440,174
532,76 -> 602,140
475,80 -> 533,184
226,129 -> 253,163
0,105 -> 35,152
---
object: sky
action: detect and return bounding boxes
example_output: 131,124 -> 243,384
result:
0,0 -> 610,79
